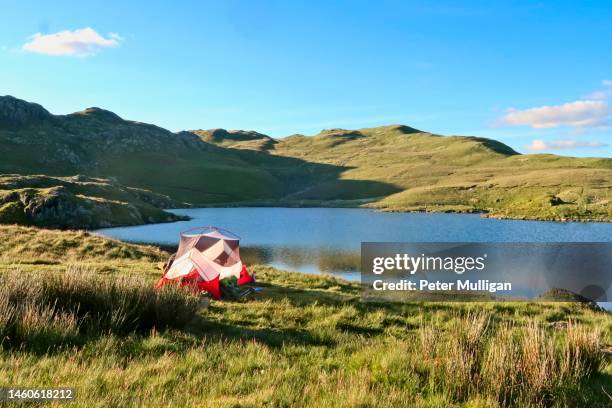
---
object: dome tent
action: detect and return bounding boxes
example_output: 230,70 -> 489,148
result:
155,226 -> 254,299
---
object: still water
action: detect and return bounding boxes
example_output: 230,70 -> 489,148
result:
95,208 -> 612,281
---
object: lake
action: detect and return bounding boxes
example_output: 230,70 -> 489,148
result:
95,207 -> 612,281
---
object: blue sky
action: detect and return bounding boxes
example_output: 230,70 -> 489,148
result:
1,0 -> 611,157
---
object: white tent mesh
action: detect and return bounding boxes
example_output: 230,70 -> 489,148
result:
166,226 -> 243,282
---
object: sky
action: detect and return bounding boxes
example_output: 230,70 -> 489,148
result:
1,0 -> 611,157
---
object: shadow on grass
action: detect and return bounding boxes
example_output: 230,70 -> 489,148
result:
229,146 -> 403,201
251,281 -> 358,306
336,322 -> 385,336
250,280 -> 457,317
187,316 -> 336,348
583,371 -> 612,406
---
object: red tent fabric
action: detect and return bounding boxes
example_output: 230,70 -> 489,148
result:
238,265 -> 254,285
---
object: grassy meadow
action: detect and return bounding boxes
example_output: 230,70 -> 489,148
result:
1,225 -> 611,407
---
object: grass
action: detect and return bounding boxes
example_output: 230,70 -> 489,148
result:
0,225 -> 166,270
0,225 -> 611,406
0,268 -> 199,352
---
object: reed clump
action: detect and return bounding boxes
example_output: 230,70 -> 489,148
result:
0,267 -> 199,352
419,312 -> 605,407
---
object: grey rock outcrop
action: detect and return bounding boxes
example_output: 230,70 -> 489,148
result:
0,95 -> 53,128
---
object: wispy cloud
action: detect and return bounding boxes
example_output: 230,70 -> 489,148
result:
499,79 -> 612,131
583,79 -> 612,100
583,89 -> 612,100
501,100 -> 611,129
22,27 -> 121,57
525,139 -> 608,151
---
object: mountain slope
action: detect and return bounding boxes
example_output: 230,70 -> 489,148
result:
0,96 -> 287,204
219,125 -> 612,221
0,96 -> 398,207
1,96 -> 610,222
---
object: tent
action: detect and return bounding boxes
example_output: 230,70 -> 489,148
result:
155,226 -> 254,299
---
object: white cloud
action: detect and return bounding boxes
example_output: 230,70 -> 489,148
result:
501,100 -> 611,129
583,89 -> 612,100
108,32 -> 124,42
525,139 -> 608,151
603,79 -> 612,87
22,27 -> 121,56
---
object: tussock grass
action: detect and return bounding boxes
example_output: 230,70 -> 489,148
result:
419,314 -> 605,406
1,267 -> 610,406
0,268 -> 198,352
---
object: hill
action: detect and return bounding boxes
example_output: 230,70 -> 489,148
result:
0,96 -> 286,206
191,128 -> 278,151
218,125 -> 611,221
1,95 -> 610,225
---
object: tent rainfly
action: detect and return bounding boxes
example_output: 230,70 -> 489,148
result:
155,226 -> 254,299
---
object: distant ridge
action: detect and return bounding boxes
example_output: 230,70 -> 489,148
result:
70,107 -> 124,122
191,128 -> 278,150
462,136 -> 520,156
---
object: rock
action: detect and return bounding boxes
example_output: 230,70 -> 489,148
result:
548,321 -> 568,329
0,175 -> 184,229
548,195 -> 565,206
0,95 -> 53,128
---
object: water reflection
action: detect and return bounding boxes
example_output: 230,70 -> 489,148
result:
241,246 -> 360,279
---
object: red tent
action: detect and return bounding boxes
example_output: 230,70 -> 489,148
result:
155,226 -> 254,298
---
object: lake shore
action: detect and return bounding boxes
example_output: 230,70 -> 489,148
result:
164,201 -> 612,223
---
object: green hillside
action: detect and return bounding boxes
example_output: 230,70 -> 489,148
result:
218,125 -> 612,221
1,95 -> 610,224
0,96 -> 285,205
